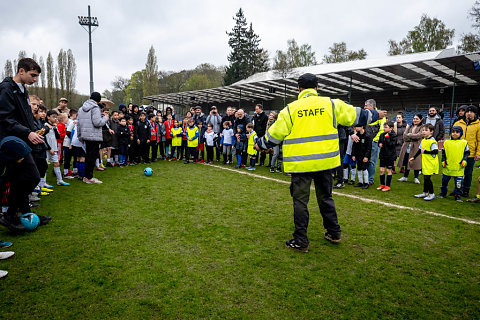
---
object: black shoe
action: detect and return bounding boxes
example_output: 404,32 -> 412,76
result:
276,167 -> 282,173
437,193 -> 447,199
362,183 -> 370,189
259,162 -> 264,167
269,167 -> 275,173
105,162 -> 113,167
184,161 -> 189,164
449,191 -> 455,196
0,216 -> 26,233
29,202 -> 40,208
462,191 -> 470,198
38,215 -> 52,226
348,180 -> 355,185
353,183 -> 363,187
325,232 -> 341,243
333,182 -> 345,189
285,239 -> 308,252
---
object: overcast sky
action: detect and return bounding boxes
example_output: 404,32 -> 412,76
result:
0,0 -> 476,97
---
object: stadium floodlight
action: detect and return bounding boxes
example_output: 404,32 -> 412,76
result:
78,5 -> 99,94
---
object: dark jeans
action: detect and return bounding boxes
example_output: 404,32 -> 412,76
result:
150,141 -> 158,160
63,146 -> 73,170
290,170 -> 341,245
206,145 -> 214,162
186,147 -> 197,162
335,139 -> 347,181
85,141 -> 100,180
6,153 -> 40,217
463,157 -> 476,193
441,174 -> 463,196
158,141 -> 165,158
139,141 -> 149,162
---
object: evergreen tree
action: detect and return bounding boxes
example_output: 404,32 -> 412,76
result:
224,8 -> 268,85
4,60 -> 13,78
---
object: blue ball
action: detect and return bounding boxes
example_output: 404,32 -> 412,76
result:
144,167 -> 153,176
20,213 -> 40,231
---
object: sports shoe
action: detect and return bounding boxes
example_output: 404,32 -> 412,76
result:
466,197 -> 480,203
41,187 -> 53,193
96,166 -> 105,171
0,215 -> 25,232
382,186 -> 391,192
100,163 -> 106,169
376,185 -> 385,190
333,182 -> 344,189
106,162 -> 114,167
462,191 -> 470,198
414,178 -> 420,184
43,184 -> 54,189
64,175 -> 75,179
240,164 -> 246,168
0,241 -> 12,248
91,178 -> 103,184
353,183 -> 363,187
0,270 -> 7,278
324,232 -> 341,243
40,192 -> 49,196
454,196 -> 463,203
414,192 -> 428,198
247,167 -> 255,171
270,167 -> 275,173
57,181 -> 70,186
424,193 -> 436,201
234,165 -> 240,169
29,194 -> 40,202
0,252 -> 14,260
397,177 -> 407,182
348,180 -> 355,185
38,215 -> 52,226
285,239 -> 308,252
362,183 -> 369,189
276,167 -> 282,173
437,193 -> 447,199
199,160 -> 204,163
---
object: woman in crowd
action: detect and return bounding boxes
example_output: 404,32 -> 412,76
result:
397,114 -> 424,184
393,112 -> 407,173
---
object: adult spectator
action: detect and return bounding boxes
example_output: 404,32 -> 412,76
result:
234,109 -> 251,166
118,104 -> 127,115
453,105 -> 480,197
252,104 -> 268,166
454,105 -> 467,124
221,106 -> 235,129
256,73 -> 384,251
193,106 -> 206,125
77,92 -> 108,184
164,106 -> 175,120
397,114 -> 424,183
206,106 -> 222,133
0,58 -> 50,230
53,97 -> 70,114
393,112 -> 407,172
351,99 -> 385,185
422,107 -> 445,142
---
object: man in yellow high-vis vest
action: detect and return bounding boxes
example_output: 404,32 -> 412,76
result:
256,73 -> 385,252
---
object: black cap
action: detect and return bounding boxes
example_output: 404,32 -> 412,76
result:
298,73 -> 318,89
90,92 -> 101,103
466,105 -> 478,114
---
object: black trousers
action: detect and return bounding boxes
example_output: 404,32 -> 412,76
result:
63,146 -> 73,170
6,153 -> 40,217
150,141 -> 158,160
33,156 -> 48,177
186,147 -> 197,162
206,145 -> 214,162
335,139 -> 348,181
290,170 -> 341,245
157,141 -> 165,158
139,141 -> 149,162
85,141 -> 100,180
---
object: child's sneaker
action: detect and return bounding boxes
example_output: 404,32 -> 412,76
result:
467,196 -> 480,202
285,239 -> 308,252
382,186 -> 391,192
397,177 -> 407,182
276,167 -> 282,173
199,160 -> 204,163
414,178 -> 420,184
424,193 -> 436,201
0,270 -> 7,278
0,241 -> 12,248
240,164 -> 246,168
269,167 -> 275,173
0,252 -> 14,260
454,196 -> 463,202
376,185 -> 385,190
96,166 -> 105,171
40,192 -> 49,196
234,165 -> 240,169
414,192 -> 428,198
41,187 -> 53,192
437,193 -> 447,199
100,163 -> 106,169
247,167 -> 255,171
348,180 -> 355,185
57,181 -> 70,186
91,178 -> 102,184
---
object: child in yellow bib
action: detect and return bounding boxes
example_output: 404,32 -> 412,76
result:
439,126 -> 469,202
170,120 -> 183,160
409,124 -> 438,201
184,118 -> 199,164
246,123 -> 258,171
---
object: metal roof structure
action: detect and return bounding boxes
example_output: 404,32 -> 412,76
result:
144,48 -> 480,106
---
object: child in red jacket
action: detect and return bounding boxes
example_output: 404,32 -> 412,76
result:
56,113 -> 68,161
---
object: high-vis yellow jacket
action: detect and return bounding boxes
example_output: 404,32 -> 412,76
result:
262,88 -> 378,173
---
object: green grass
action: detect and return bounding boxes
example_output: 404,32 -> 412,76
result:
0,159 -> 479,319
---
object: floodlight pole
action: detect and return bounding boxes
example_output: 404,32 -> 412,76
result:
78,5 -> 99,94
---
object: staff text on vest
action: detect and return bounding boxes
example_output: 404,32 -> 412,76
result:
297,108 -> 325,117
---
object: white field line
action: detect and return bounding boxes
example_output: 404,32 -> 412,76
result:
204,164 -> 480,226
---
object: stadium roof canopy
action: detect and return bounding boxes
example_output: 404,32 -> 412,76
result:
144,48 -> 480,106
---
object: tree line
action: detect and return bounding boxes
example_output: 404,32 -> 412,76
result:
105,2 -> 480,106
1,49 -> 84,108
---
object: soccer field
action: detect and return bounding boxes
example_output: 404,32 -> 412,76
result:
1,161 -> 479,319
